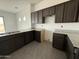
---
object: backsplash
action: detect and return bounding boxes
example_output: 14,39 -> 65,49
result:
35,15 -> 79,32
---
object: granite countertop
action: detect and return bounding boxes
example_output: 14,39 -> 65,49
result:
0,28 -> 43,37
54,29 -> 79,48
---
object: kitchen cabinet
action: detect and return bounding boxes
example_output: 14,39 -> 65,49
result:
24,31 -> 34,44
34,12 -> 38,24
0,33 -> 25,55
77,5 -> 79,22
42,8 -> 50,17
53,33 -> 79,59
0,36 -> 15,55
78,14 -> 79,22
63,0 -> 78,22
0,31 -> 34,55
65,36 -> 74,59
55,3 -> 64,23
31,0 -> 79,23
55,0 -> 79,23
43,6 -> 55,17
53,33 -> 74,59
14,33 -> 24,49
53,33 -> 66,51
31,6 -> 55,24
31,12 -> 35,26
31,11 -> 45,24
49,6 -> 55,15
34,31 -> 41,42
31,12 -> 38,26
38,10 -> 45,23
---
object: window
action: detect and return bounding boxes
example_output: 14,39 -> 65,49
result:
0,17 -> 5,33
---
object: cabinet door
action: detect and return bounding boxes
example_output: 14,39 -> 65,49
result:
31,12 -> 38,27
55,4 -> 64,23
78,13 -> 79,22
0,38 -> 14,55
43,7 -> 55,17
35,31 -> 41,42
43,8 -> 50,17
65,36 -> 74,59
53,33 -> 65,50
38,10 -> 43,23
63,0 -> 78,22
29,31 -> 34,41
77,0 -> 79,22
34,12 -> 38,24
31,12 -> 35,25
49,6 -> 55,15
14,35 -> 24,49
24,31 -> 33,44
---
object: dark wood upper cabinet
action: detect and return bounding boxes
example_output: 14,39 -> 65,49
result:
31,12 -> 38,24
55,3 -> 64,23
55,0 -> 79,23
31,12 -> 38,28
31,12 -> 36,29
49,6 -> 55,15
42,6 -> 55,17
78,13 -> 79,22
38,10 -> 45,23
31,11 -> 45,24
63,0 -> 79,22
77,1 -> 79,22
42,8 -> 49,17
31,12 -> 35,25
34,12 -> 38,24
32,0 -> 79,23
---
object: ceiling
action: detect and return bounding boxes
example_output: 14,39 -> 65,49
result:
0,0 -> 43,13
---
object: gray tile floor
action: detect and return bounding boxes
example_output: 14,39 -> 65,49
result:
2,41 -> 67,59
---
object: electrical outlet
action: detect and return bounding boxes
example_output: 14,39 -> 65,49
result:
61,25 -> 63,28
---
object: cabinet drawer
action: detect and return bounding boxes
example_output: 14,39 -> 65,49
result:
53,33 -> 65,39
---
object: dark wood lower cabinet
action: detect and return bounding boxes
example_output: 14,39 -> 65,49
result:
34,31 -> 41,42
0,33 -> 25,55
24,31 -> 34,44
0,31 -> 41,55
53,33 -> 66,51
65,36 -> 74,59
0,39 -> 14,55
53,33 -> 75,59
14,34 -> 24,49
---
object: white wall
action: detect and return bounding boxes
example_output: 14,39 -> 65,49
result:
16,4 -> 31,30
34,0 -> 70,11
0,10 -> 17,32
